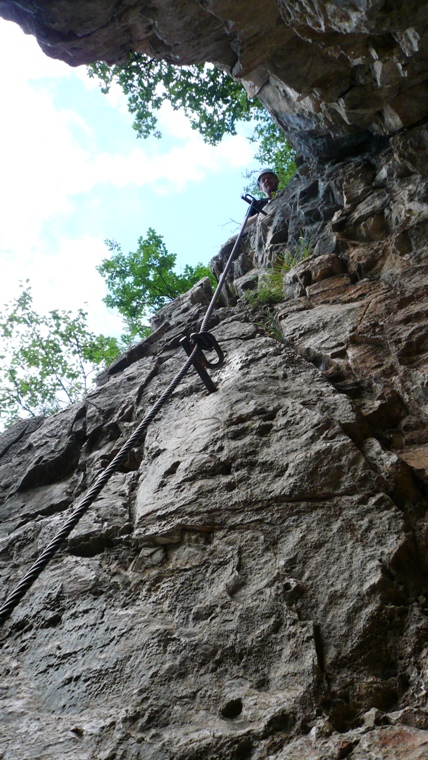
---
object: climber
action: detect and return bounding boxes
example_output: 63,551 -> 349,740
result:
246,168 -> 280,227
257,168 -> 279,199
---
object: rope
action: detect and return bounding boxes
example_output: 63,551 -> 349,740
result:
0,201 -> 256,627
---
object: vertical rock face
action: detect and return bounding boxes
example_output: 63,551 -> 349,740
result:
2,122 -> 428,758
2,2 -> 428,759
2,0 -> 428,158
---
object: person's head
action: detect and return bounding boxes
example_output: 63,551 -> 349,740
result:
257,168 -> 279,198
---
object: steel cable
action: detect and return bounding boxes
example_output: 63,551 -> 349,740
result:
0,351 -> 196,626
200,204 -> 253,332
0,201 -> 255,627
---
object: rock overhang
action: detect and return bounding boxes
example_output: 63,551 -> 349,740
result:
2,0 -> 428,160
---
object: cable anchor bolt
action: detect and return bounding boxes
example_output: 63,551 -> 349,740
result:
180,331 -> 224,393
241,193 -> 268,215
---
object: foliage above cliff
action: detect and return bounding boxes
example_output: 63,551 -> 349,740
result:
88,56 -> 296,179
97,228 -> 212,342
88,57 -> 254,145
0,232 -> 211,427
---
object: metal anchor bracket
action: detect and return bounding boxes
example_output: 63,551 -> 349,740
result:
241,193 -> 268,215
180,331 -> 224,393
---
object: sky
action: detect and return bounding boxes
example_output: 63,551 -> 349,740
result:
0,18 -> 259,338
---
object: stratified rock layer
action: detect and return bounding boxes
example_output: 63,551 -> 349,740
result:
2,122 -> 428,758
2,0 -> 428,158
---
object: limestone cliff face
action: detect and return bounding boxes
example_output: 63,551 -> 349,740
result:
2,124 -> 428,757
2,2 -> 428,759
2,0 -> 428,158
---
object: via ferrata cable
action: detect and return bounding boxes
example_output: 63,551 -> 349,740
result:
0,197 -> 259,627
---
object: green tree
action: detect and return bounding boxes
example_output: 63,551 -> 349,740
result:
98,228 -> 212,342
88,55 -> 296,186
0,283 -> 121,429
88,57 -> 254,145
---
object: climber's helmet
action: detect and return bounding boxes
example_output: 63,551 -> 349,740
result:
257,168 -> 279,198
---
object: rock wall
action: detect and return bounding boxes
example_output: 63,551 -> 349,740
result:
2,1 -> 428,758
2,122 -> 428,758
214,122 -> 428,471
2,0 -> 428,158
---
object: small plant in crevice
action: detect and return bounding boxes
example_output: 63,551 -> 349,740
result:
293,235 -> 314,261
243,238 -> 313,308
243,297 -> 284,342
241,237 -> 314,342
243,283 -> 283,307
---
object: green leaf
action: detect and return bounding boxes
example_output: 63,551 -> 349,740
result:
0,283 -> 122,429
97,228 -> 212,342
87,57 -> 255,145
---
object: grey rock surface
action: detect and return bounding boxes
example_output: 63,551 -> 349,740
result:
2,137 -> 428,755
2,4 -> 428,757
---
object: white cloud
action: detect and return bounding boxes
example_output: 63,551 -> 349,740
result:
0,56 -> 89,252
0,64 -> 252,254
84,130 -> 253,193
0,234 -> 123,337
0,17 -> 255,338
0,18 -> 251,243
1,18 -> 72,81
31,235 -> 123,336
